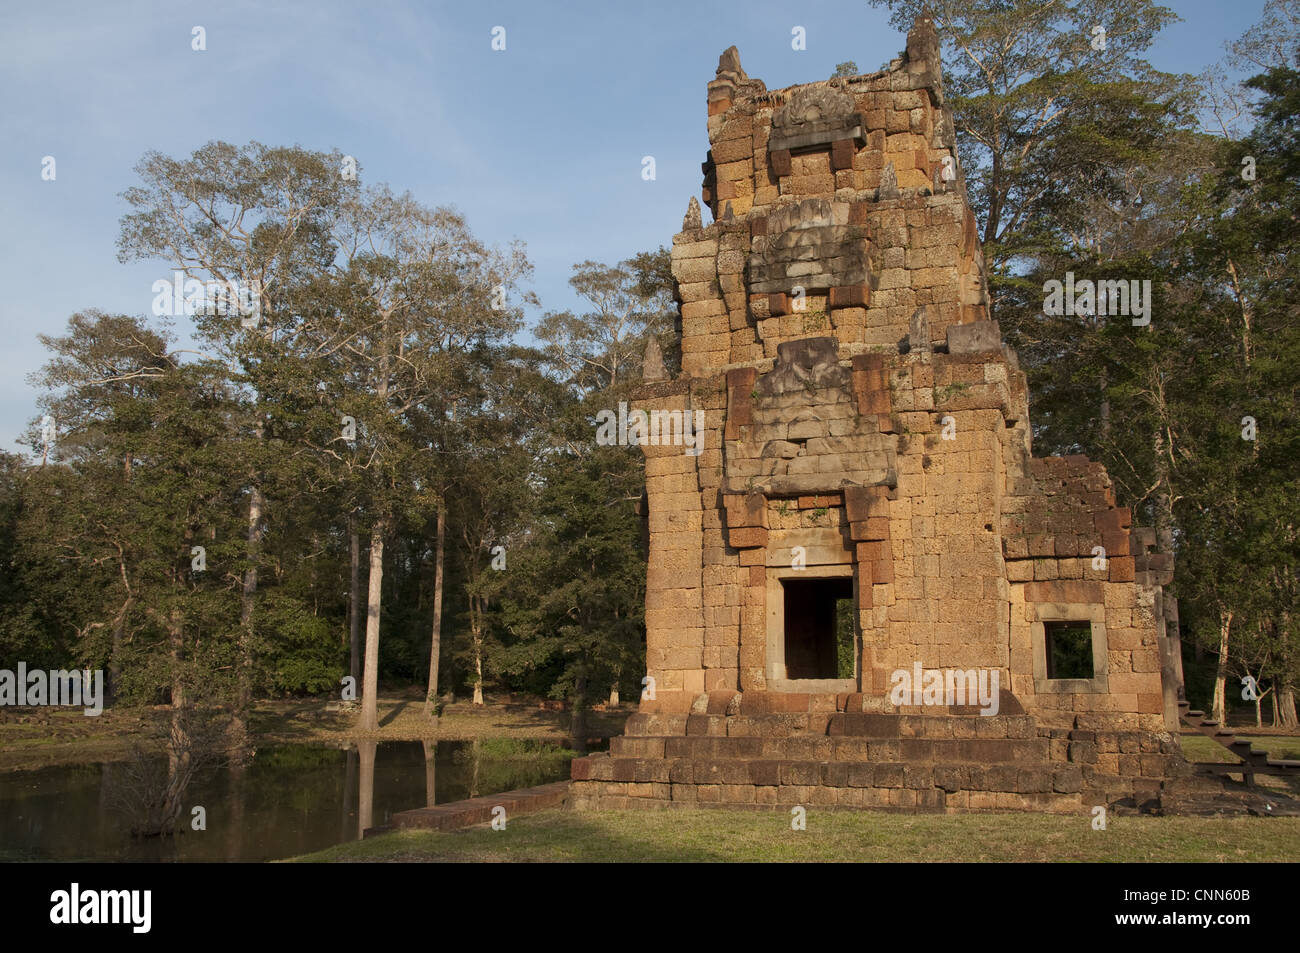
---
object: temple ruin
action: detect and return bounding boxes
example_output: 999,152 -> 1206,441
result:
570,17 -> 1188,812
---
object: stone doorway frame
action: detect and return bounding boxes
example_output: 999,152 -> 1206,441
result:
765,562 -> 859,693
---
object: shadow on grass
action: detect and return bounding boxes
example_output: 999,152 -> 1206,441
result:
296,810 -> 744,863
377,701 -> 410,728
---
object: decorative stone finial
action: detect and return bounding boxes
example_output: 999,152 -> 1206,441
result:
642,336 -> 667,381
717,46 -> 742,76
683,196 -> 702,231
907,15 -> 940,66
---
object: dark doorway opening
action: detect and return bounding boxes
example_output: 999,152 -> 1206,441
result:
782,577 -> 855,679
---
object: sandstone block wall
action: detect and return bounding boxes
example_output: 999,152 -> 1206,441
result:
574,16 -> 1181,812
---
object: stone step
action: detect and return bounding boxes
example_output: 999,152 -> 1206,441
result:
569,780 -> 1084,813
827,712 -> 1038,738
573,753 -> 1083,795
609,734 -> 1049,762
386,781 -> 570,833
621,711 -> 1039,740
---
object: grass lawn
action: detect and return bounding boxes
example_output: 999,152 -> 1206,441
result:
1180,733 -> 1300,762
288,808 -> 1300,863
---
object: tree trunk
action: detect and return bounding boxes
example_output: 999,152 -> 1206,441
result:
108,596 -> 133,706
471,593 -> 484,706
609,685 -> 620,707
111,452 -> 131,705
1226,257 -> 1253,367
1211,608 -> 1232,725
162,606 -> 191,834
359,521 -> 386,732
1098,367 -> 1110,445
472,640 -> 484,706
349,523 -> 361,685
570,671 -> 588,751
423,501 -> 447,718
232,482 -> 264,755
1279,687 -> 1299,730
1277,626 -> 1298,728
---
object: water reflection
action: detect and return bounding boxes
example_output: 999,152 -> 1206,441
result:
0,740 -> 573,862
422,740 -> 435,807
357,739 -> 375,840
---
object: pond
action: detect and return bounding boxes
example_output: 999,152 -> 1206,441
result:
0,739 -> 578,862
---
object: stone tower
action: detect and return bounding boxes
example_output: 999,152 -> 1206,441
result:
571,17 -> 1185,812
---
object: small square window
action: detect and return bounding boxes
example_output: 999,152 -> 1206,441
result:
1044,621 -> 1094,679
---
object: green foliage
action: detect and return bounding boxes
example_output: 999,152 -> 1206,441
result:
835,598 -> 855,679
452,737 -> 576,762
870,0 -> 1194,309
260,591 -> 345,695
9,0 -> 1290,732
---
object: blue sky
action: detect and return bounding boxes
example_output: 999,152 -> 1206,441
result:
0,0 -> 1267,453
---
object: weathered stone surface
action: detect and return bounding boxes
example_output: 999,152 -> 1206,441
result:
642,335 -> 666,381
577,13 -> 1180,816
908,306 -> 932,353
945,319 -> 1002,353
682,196 -> 703,231
878,162 -> 899,200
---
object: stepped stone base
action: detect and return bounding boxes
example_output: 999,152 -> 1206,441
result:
570,697 -> 1187,814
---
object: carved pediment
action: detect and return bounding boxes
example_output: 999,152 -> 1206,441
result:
749,200 -> 871,295
773,86 -> 856,129
769,86 -> 864,154
724,337 -> 896,496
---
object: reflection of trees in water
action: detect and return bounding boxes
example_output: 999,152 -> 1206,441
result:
357,740 -> 376,840
103,709 -> 230,837
225,762 -> 245,862
446,739 -> 573,801
8,739 -> 576,860
109,738 -> 573,849
342,745 -> 357,842
347,738 -> 572,838
422,740 -> 436,807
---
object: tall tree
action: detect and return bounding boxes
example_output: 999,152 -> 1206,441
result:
867,0 -> 1192,315
322,184 -> 532,729
117,141 -> 351,749
27,311 -> 244,831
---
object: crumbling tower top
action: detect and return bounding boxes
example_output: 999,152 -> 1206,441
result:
671,16 -> 990,374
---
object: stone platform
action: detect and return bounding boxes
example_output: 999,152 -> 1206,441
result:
570,695 -> 1184,814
